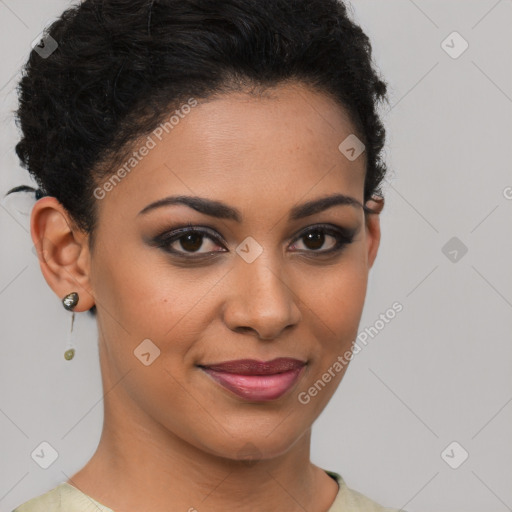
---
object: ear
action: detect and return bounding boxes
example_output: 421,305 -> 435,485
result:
30,196 -> 95,312
364,195 -> 384,270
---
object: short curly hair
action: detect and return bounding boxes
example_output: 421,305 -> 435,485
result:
6,0 -> 389,317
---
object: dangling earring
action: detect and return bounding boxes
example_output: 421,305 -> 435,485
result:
62,292 -> 79,360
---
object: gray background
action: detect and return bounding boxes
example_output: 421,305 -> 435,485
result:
1,1 -> 511,511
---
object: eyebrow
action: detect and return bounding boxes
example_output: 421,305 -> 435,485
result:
137,193 -> 364,222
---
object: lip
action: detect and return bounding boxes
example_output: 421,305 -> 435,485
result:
199,358 -> 306,401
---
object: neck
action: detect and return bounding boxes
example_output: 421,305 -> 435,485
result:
67,348 -> 339,512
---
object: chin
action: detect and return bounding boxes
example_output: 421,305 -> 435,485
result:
198,425 -> 308,463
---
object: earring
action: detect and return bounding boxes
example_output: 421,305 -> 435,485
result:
62,292 -> 79,360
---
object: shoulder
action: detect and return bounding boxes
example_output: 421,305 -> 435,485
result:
326,470 -> 406,512
11,484 -> 63,512
11,483 -> 113,512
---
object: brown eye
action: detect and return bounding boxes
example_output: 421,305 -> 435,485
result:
152,223 -> 356,261
291,229 -> 337,252
303,230 -> 328,251
166,231 -> 224,255
289,224 -> 356,255
153,225 -> 227,257
178,232 -> 206,252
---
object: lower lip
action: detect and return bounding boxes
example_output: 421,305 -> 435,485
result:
201,366 -> 305,401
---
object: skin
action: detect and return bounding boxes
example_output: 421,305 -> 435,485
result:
31,81 -> 383,512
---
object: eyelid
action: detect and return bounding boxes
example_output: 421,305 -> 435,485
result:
163,224 -> 224,242
151,222 -> 357,257
150,224 -> 226,254
291,223 -> 357,240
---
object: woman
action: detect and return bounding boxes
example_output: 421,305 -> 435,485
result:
7,0 -> 402,510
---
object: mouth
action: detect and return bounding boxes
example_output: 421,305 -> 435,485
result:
198,358 -> 307,402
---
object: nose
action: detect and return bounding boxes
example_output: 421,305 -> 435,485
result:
222,255 -> 302,341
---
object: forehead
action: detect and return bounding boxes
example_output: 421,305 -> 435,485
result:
95,82 -> 366,220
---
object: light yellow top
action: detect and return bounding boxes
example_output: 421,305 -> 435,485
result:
12,470 -> 405,512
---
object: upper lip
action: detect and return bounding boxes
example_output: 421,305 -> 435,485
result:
199,357 -> 306,375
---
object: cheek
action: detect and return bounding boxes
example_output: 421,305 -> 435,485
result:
91,244 -> 218,368
91,233 -> 180,326
307,256 -> 368,335
91,226 -> 369,365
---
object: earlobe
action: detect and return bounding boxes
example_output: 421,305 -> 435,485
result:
30,197 -> 95,312
364,195 -> 384,269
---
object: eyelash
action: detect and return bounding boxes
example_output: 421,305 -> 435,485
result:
151,222 -> 357,260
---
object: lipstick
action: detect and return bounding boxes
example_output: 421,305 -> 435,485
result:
199,357 -> 306,401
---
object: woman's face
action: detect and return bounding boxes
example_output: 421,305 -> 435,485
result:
76,82 -> 381,460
